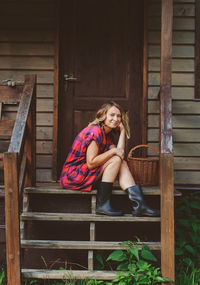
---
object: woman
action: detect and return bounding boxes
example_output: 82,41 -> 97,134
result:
60,101 -> 159,217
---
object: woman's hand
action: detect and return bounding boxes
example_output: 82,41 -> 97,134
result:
118,122 -> 125,133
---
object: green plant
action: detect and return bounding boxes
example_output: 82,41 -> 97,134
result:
96,241 -> 171,285
175,193 -> 200,270
175,263 -> 200,285
0,268 -> 6,285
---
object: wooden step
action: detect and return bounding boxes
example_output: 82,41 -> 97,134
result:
25,185 -> 160,195
21,212 -> 160,222
21,240 -> 161,250
21,269 -> 118,280
25,184 -> 182,196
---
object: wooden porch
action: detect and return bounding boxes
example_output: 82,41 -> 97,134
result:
2,0 -> 199,283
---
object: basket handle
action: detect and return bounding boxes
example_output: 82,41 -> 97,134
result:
128,144 -> 160,159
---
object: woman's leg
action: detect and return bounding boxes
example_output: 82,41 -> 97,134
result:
95,155 -> 122,183
118,160 -> 136,190
118,160 -> 160,217
95,155 -> 123,216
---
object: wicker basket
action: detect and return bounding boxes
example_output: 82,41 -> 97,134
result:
127,144 -> 160,186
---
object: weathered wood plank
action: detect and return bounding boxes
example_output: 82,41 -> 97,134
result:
149,58 -> 194,72
24,185 -> 161,196
0,56 -> 54,70
175,171 -> 200,184
36,99 -> 54,112
21,240 -> 161,250
37,85 -> 54,98
0,86 -> 22,102
21,212 -> 161,222
52,0 -> 60,181
148,73 -> 194,86
160,154 -> 174,282
21,269 -> 119,280
174,157 -> 200,170
0,71 -> 54,84
149,3 -> 195,17
0,17 -> 55,29
148,101 -> 200,114
148,86 -> 194,100
0,30 -> 55,42
8,75 -> 36,154
148,129 -> 200,142
36,113 -> 53,126
36,154 -> 52,168
0,120 -> 15,139
4,152 -> 21,285
149,17 -> 195,30
195,0 -> 200,99
149,115 -> 200,128
149,45 -> 194,58
36,141 -> 53,154
160,0 -> 174,282
0,43 -> 54,56
36,127 -> 53,140
36,169 -> 52,182
148,31 -> 194,44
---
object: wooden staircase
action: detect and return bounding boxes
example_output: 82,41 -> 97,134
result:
19,183 -> 180,281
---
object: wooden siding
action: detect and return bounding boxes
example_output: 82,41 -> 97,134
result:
0,0 -> 199,185
0,0 -> 56,182
148,0 -> 200,185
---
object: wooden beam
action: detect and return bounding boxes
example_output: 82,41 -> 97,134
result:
52,0 -> 60,181
0,86 -> 22,103
4,152 -> 21,285
195,0 -> 200,100
142,0 -> 148,154
160,0 -> 174,282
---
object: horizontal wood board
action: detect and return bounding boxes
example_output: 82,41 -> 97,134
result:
148,0 -> 200,185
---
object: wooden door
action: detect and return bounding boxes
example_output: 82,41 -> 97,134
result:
58,0 -> 144,175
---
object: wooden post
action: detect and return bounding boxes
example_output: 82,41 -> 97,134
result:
52,0 -> 60,181
4,152 -> 21,285
160,0 -> 174,282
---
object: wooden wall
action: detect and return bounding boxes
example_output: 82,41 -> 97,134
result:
0,0 -> 56,182
148,0 -> 200,185
0,0 -> 199,186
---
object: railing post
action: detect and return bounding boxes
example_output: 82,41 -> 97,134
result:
4,152 -> 21,285
160,0 -> 174,283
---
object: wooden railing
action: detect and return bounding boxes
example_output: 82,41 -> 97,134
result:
3,74 -> 36,285
160,0 -> 174,283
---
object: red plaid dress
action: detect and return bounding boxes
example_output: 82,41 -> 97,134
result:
60,124 -> 114,191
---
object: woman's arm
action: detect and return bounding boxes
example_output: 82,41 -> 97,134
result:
116,123 -> 126,150
86,141 -> 123,170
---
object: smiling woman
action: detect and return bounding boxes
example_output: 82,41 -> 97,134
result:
60,101 -> 159,217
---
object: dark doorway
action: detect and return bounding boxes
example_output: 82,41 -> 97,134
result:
58,0 -> 144,176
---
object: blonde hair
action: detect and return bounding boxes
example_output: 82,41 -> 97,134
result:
89,101 -> 130,139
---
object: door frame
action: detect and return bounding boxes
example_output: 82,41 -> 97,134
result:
52,0 -> 148,181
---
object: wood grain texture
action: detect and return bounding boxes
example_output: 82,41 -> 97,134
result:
195,0 -> 200,99
160,0 -> 174,281
4,152 -> 21,285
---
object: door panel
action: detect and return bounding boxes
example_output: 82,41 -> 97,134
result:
59,0 -> 144,174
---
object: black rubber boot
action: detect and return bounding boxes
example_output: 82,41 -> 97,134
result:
126,185 -> 160,217
96,182 -> 123,216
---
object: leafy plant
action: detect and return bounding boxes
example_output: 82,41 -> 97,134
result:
0,268 -> 6,285
96,241 -> 171,285
175,193 -> 200,270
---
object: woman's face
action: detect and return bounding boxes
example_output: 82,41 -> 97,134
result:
104,106 -> 122,132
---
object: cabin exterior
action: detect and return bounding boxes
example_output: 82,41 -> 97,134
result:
0,0 -> 199,284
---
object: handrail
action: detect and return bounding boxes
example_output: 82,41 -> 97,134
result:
3,74 -> 36,285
